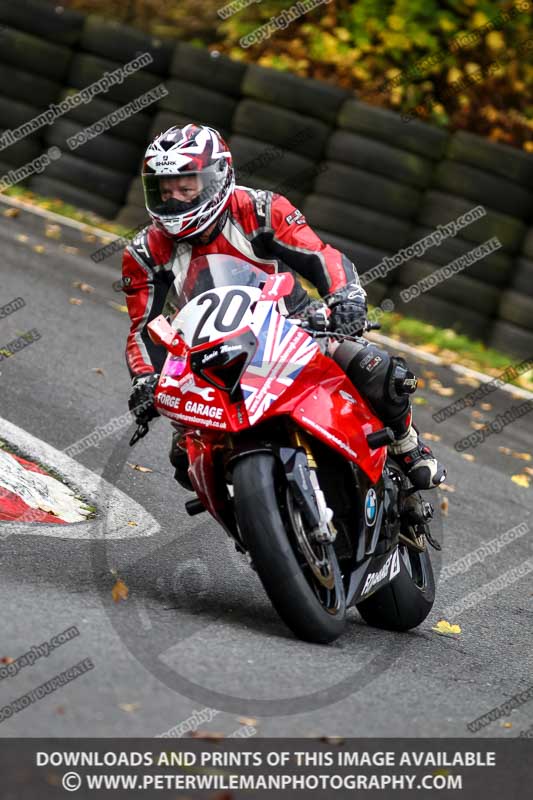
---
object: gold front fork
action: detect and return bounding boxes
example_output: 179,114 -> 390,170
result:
292,427 -> 317,468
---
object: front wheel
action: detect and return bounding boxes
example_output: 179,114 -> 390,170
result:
232,453 -> 346,644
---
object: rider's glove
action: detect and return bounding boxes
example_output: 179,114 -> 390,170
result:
295,300 -> 329,331
325,282 -> 368,336
129,373 -> 160,424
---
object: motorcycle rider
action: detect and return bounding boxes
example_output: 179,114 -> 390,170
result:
123,124 -> 446,492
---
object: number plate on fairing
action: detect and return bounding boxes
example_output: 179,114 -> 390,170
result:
173,286 -> 261,348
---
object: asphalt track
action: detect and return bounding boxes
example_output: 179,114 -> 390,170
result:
0,204 -> 531,738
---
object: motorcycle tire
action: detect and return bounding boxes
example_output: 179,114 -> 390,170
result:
233,453 -> 346,644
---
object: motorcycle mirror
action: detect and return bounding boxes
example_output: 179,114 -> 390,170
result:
259,272 -> 295,302
147,315 -> 175,347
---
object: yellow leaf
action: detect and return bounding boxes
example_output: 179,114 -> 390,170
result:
238,716 -> 257,726
33,244 -> 45,253
82,233 -> 97,243
127,520 -> 138,526
69,297 -> 83,305
524,467 -> 533,477
486,31 -> 505,51
422,432 -> 441,442
470,421 -> 486,430
439,483 -> 455,493
447,67 -> 463,84
73,281 -> 95,293
440,497 -> 449,516
61,245 -> 79,255
471,11 -> 489,27
387,14 -> 404,31
3,207 -> 20,218
502,721 -> 513,728
462,453 -> 475,462
119,702 -> 140,713
480,402 -> 492,411
108,301 -> 128,313
432,619 -> 461,636
511,452 -> 531,462
111,578 -> 129,602
435,386 -> 455,397
413,397 -> 427,405
511,474 -> 530,488
127,463 -> 153,473
16,233 -> 28,243
45,224 -> 61,239
499,446 -> 513,455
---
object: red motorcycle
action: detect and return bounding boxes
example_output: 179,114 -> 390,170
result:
133,254 -> 438,644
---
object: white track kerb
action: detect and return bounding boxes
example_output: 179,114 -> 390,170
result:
0,417 -> 159,540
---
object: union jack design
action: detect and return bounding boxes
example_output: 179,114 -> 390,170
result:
241,303 -> 319,424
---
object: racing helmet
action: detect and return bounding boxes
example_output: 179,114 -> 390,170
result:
142,123 -> 234,239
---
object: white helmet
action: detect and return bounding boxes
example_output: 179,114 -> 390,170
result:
142,124 -> 235,239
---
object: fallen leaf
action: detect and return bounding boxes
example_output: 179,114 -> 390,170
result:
422,432 -> 441,442
69,297 -> 83,305
45,223 -> 61,239
511,474 -> 530,488
238,717 -> 257,726
480,402 -> 492,411
61,245 -> 79,255
435,386 -> 455,397
108,301 -> 128,313
16,233 -> 28,242
524,467 -> 533,477
319,736 -> 345,745
470,421 -> 486,430
413,397 -> 427,405
82,233 -> 97,243
0,656 -> 14,664
119,703 -> 140,713
416,377 -> 426,389
455,375 -> 480,387
91,367 -> 105,375
461,453 -> 475,462
188,730 -> 225,740
499,446 -> 513,455
127,463 -> 153,473
422,370 -> 436,378
3,207 -> 20,218
419,343 -> 439,354
511,451 -> 532,462
438,483 -> 455,493
33,244 -> 45,253
440,497 -> 449,516
73,280 -> 95,293
471,410 -> 485,419
432,619 -> 461,636
429,378 -> 443,390
111,578 -> 129,602
502,722 -> 513,728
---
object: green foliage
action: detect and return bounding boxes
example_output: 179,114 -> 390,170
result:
51,0 -> 533,148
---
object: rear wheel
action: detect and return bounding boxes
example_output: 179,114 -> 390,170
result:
233,453 -> 346,644
356,542 -> 435,631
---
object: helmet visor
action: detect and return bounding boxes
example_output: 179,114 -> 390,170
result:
142,164 -> 228,220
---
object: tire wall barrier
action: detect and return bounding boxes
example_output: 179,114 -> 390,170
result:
0,1 -> 531,358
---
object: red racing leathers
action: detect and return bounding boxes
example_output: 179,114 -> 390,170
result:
122,187 -> 361,379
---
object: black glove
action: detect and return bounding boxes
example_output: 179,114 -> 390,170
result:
129,373 -> 160,424
325,282 -> 368,336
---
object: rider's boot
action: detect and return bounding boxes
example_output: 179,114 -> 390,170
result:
388,410 -> 447,490
169,430 -> 194,492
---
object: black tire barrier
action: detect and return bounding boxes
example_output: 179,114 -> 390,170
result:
394,259 -> 501,316
159,79 -> 238,132
315,161 -> 422,220
44,120 -> 144,175
390,288 -> 490,340
409,226 -> 513,288
498,290 -> 533,332
326,130 -> 433,189
488,320 -> 533,360
114,204 -> 149,229
433,160 -> 533,220
67,53 -> 163,105
338,100 -> 449,160
80,16 -> 173,77
59,89 -> 152,146
230,134 -> 317,190
523,228 -> 533,260
0,135 -> 41,169
171,43 -> 246,98
126,178 -> 145,207
0,25 -> 73,82
304,194 -> 411,252
0,97 -> 45,137
0,0 -> 85,46
447,130 -> 533,189
239,175 -> 306,212
313,228 -> 392,281
28,175 -> 120,219
44,152 -> 130,204
233,100 -> 330,160
0,62 -> 61,108
511,257 -> 533,295
418,191 -> 526,254
242,64 -> 351,125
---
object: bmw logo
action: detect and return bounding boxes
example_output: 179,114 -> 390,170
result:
365,489 -> 377,526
